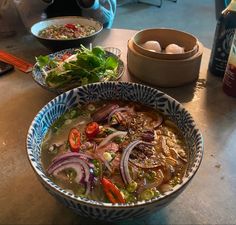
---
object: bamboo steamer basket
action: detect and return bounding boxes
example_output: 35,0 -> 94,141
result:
127,37 -> 203,87
132,28 -> 198,60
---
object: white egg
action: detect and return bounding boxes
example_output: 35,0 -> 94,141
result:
141,41 -> 162,52
165,44 -> 184,54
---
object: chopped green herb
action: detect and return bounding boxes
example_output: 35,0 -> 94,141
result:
139,189 -> 155,201
36,45 -> 119,89
127,181 -> 138,193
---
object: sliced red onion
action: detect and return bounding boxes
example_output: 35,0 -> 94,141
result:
76,158 -> 90,183
47,155 -> 93,195
107,107 -> 130,124
120,140 -> 142,184
50,152 -> 93,166
52,162 -> 84,183
92,103 -> 119,122
48,154 -> 93,180
97,131 -> 127,149
48,157 -> 91,182
120,140 -> 154,185
153,114 -> 163,129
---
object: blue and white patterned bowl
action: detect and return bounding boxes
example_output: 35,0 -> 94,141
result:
26,82 -> 203,221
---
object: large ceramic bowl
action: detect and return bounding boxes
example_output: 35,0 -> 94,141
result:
26,82 -> 203,221
31,16 -> 103,51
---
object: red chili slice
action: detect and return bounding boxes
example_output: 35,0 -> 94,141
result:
68,128 -> 81,152
101,178 -> 125,204
85,122 -> 99,139
65,23 -> 77,30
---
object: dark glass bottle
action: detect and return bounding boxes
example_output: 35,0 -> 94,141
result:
223,31 -> 236,97
209,0 -> 236,77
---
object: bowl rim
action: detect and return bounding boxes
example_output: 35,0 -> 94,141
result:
30,16 -> 103,41
26,81 -> 204,208
132,28 -> 198,59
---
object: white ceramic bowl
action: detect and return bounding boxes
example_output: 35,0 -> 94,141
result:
26,82 -> 203,221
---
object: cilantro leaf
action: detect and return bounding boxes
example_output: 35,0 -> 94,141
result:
36,55 -> 57,69
37,45 -> 119,89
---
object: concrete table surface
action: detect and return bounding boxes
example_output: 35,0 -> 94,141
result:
0,29 -> 236,225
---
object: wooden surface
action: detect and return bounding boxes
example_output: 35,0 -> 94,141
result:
0,29 -> 236,225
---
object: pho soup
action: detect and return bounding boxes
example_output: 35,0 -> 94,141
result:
41,101 -> 188,203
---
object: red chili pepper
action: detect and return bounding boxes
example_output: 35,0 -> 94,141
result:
101,178 -> 125,204
68,128 -> 81,152
85,122 -> 99,139
61,53 -> 72,61
65,23 -> 77,30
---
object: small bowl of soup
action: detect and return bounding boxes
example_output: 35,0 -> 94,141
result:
26,82 -> 203,221
31,16 -> 103,51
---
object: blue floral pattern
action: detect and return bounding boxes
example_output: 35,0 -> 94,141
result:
27,82 -> 203,221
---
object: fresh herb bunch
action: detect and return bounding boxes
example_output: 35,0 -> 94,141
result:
36,45 -> 119,89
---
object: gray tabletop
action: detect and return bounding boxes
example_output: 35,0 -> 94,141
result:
0,29 -> 236,225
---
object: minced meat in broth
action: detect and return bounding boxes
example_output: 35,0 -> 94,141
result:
41,101 -> 188,203
38,23 -> 96,40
